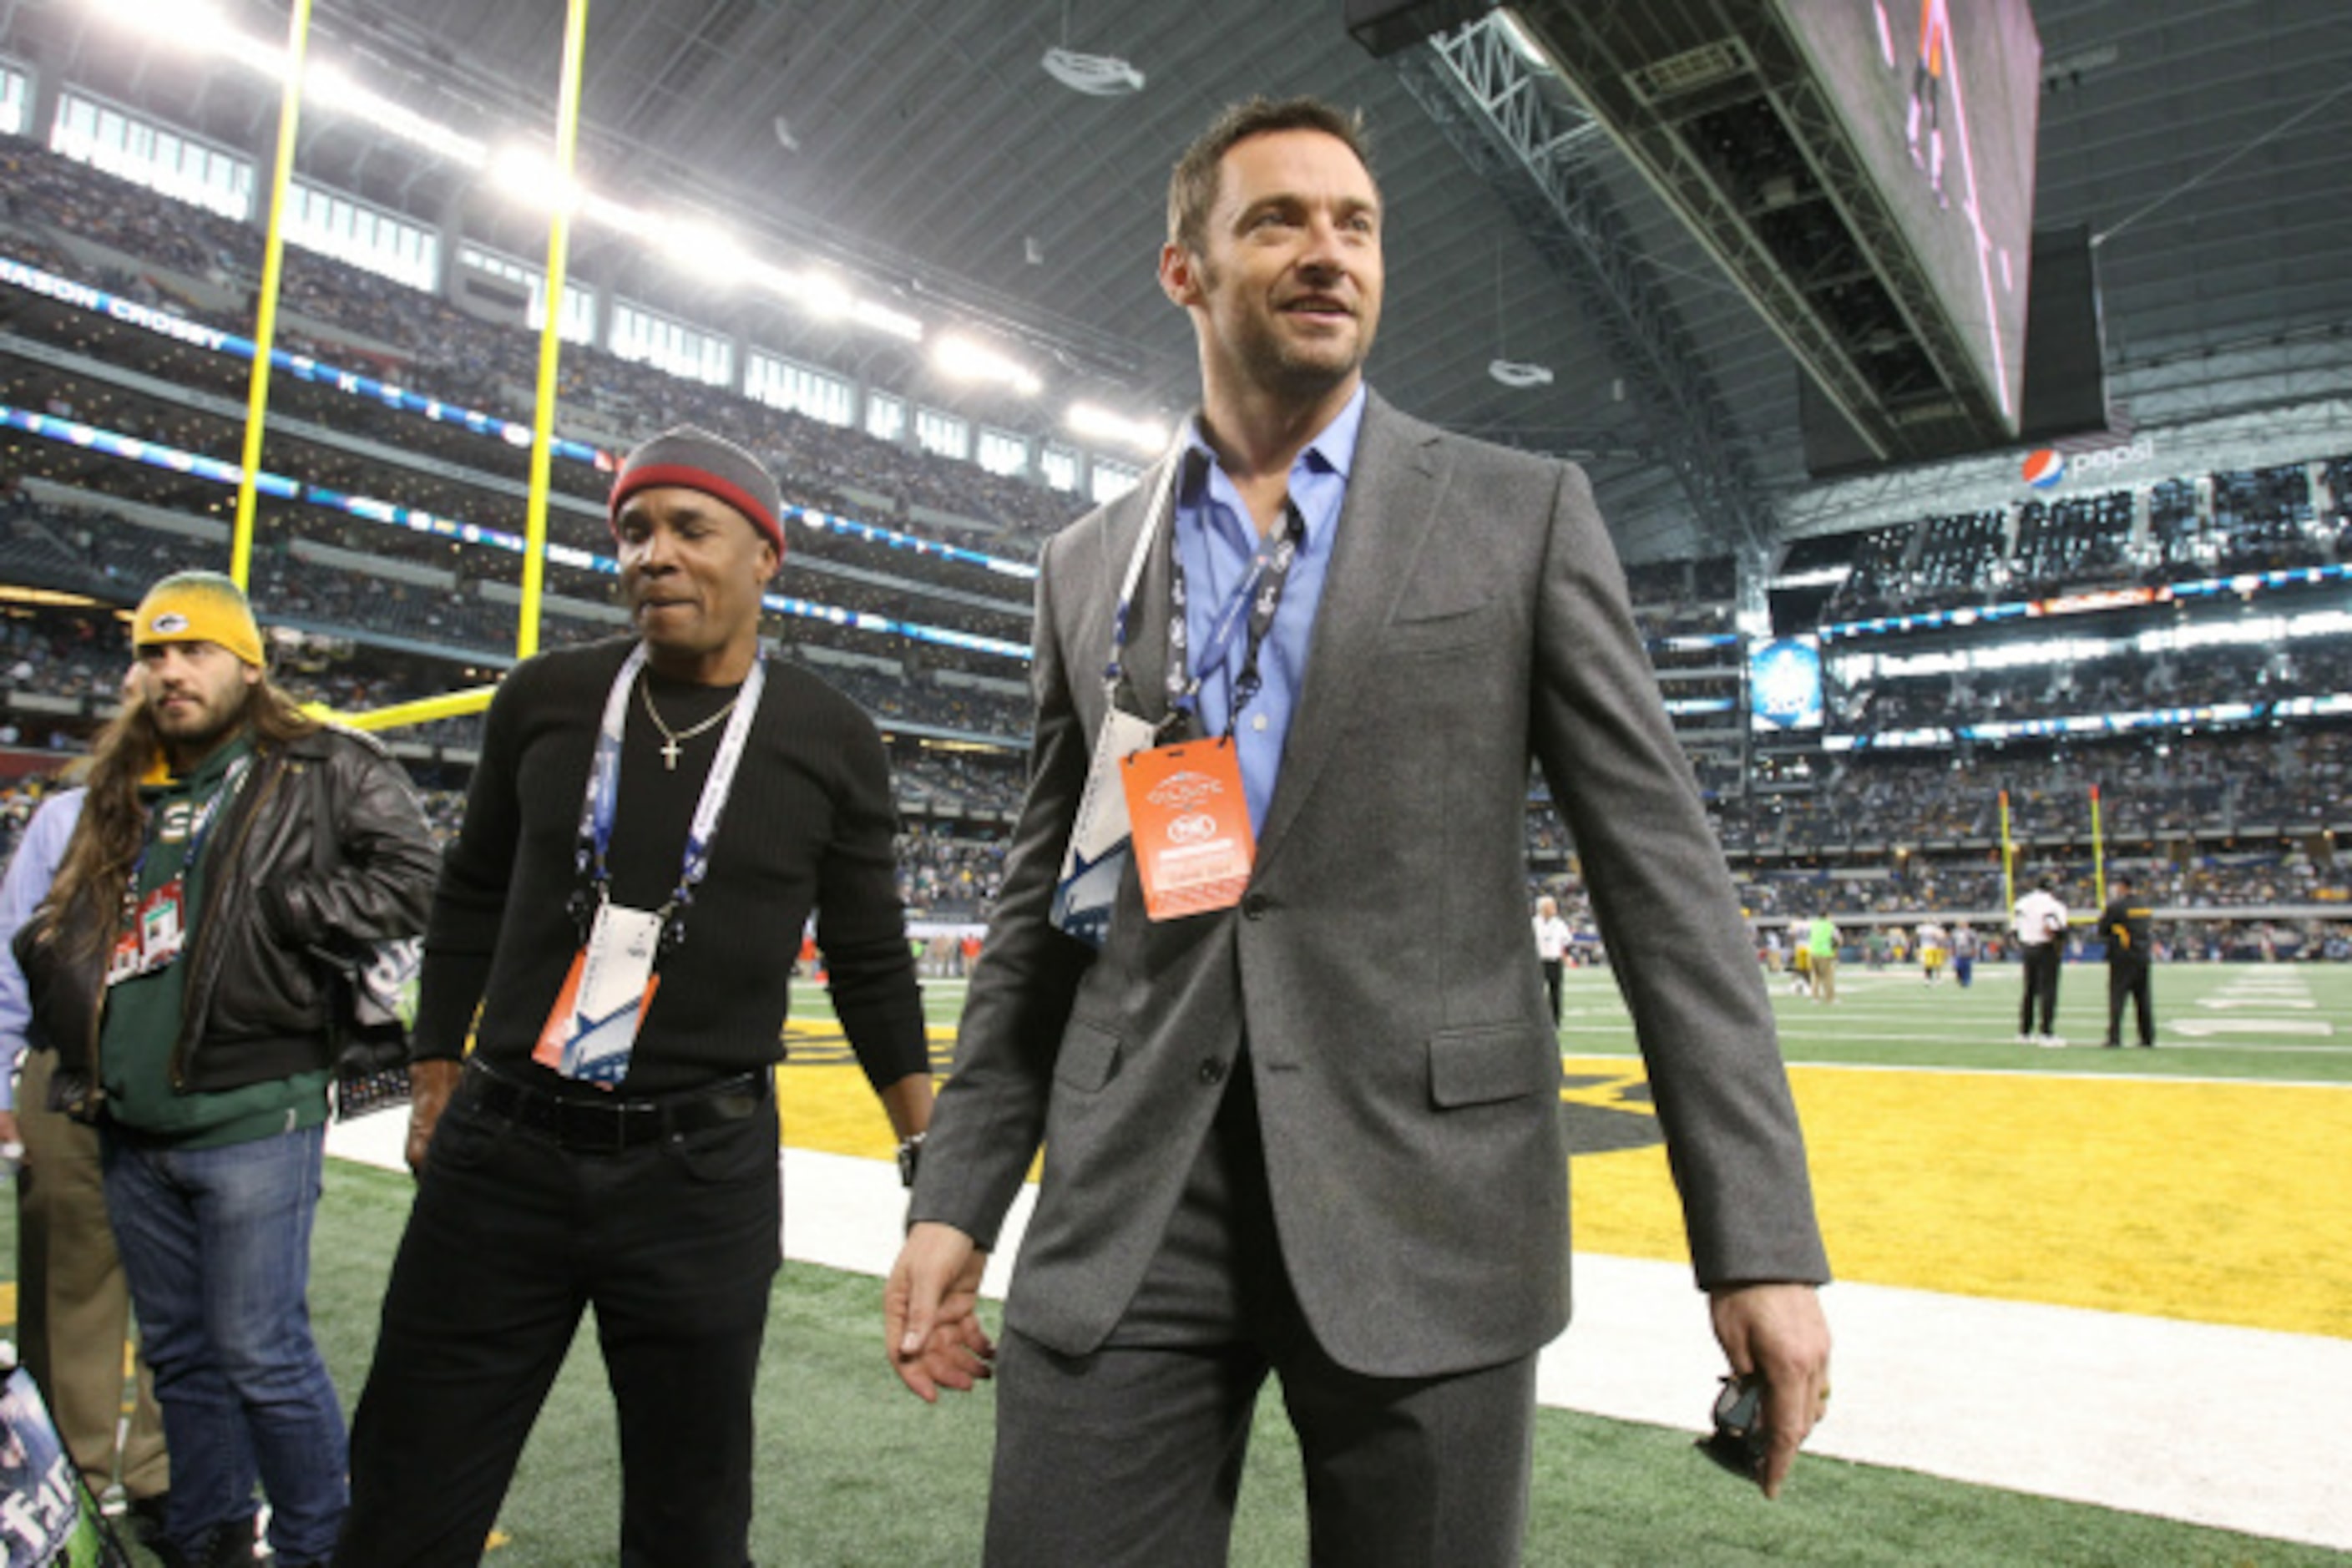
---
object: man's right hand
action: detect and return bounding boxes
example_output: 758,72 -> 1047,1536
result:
405,1059 -> 464,1176
886,1221 -> 994,1402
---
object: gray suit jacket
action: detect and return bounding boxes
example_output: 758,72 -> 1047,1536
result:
913,392 -> 1828,1378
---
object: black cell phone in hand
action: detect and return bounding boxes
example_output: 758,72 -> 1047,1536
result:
1697,1373 -> 1768,1483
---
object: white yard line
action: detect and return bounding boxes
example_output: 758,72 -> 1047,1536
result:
762,1147 -> 2352,1555
324,1115 -> 2350,1553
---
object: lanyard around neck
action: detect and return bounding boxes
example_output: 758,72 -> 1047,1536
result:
128,752 -> 251,898
1103,444 -> 1308,732
1166,498 -> 1305,732
1103,441 -> 1191,701
572,642 -> 766,946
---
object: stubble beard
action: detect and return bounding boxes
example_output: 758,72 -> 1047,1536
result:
153,683 -> 249,764
1202,257 -> 1371,410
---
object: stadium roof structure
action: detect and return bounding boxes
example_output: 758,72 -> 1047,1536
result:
8,0 -> 2352,566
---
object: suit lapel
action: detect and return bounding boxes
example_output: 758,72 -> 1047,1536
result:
1254,393 -> 1448,871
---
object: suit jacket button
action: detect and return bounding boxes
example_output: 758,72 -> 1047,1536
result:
1197,1058 -> 1227,1085
1241,892 -> 1268,919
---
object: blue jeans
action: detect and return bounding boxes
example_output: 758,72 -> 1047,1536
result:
102,1123 -> 348,1562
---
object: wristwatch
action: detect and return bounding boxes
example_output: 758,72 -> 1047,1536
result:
897,1131 -> 926,1188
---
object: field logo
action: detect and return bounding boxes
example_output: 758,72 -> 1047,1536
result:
2021,448 -> 2066,489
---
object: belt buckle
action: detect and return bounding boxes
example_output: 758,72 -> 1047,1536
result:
558,1096 -> 630,1153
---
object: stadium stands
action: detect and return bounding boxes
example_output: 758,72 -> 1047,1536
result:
4,123 -> 2350,953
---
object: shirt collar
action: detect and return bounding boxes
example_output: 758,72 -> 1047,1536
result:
1179,382 -> 1370,506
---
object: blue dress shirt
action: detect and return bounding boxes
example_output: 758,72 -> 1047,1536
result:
1172,383 -> 1366,836
1,788 -> 85,1112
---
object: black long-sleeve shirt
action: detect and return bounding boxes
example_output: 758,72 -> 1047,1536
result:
2097,896 -> 2153,967
412,637 -> 928,1096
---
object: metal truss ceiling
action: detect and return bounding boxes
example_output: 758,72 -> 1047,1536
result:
1392,16 -> 1774,560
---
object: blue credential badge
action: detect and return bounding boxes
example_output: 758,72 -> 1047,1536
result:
1050,708 -> 1158,949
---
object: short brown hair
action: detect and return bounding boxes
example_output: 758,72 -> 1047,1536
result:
1166,97 -> 1376,253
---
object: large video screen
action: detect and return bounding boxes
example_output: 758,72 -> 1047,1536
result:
1750,635 -> 1826,734
1777,0 -> 2043,432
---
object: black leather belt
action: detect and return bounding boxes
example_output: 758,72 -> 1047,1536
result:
463,1060 -> 767,1152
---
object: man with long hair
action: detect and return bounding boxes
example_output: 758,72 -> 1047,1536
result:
13,572 -> 438,1568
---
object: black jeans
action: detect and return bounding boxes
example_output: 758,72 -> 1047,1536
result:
336,1068 -> 780,1568
2107,959 -> 2155,1046
2019,943 -> 2062,1035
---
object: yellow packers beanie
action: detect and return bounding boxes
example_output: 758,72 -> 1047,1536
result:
132,571 -> 266,668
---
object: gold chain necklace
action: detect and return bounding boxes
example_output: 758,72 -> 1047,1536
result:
640,676 -> 741,771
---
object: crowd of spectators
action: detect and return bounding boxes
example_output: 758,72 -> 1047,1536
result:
1734,854 -> 2352,924
4,483 -> 1039,726
1729,727 -> 2352,852
0,134 -> 1095,549
1624,555 -> 1738,642
895,823 -> 1009,918
0,758 -> 1016,921
13,129 -> 2352,951
1816,459 -> 2348,625
2,352 -> 1029,648
1828,637 -> 2352,737
2156,464 -> 2324,579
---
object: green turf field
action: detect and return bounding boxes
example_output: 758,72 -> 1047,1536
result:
821,958 -> 2352,1085
7,960 -> 2347,1564
1558,958 -> 2352,1083
9,1164 -> 2339,1567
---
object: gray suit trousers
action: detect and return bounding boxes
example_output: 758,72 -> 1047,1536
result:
983,1065 -> 1538,1568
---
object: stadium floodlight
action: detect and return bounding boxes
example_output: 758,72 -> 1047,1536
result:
90,0 -> 286,76
853,300 -> 924,342
787,268 -> 857,319
304,62 -> 488,170
488,145 -> 579,214
738,266 -> 921,341
580,190 -> 649,231
90,0 -> 483,169
1488,359 -> 1553,388
488,146 -> 650,232
935,334 -> 1041,397
653,218 -> 750,284
1068,401 -> 1167,454
89,0 -> 235,49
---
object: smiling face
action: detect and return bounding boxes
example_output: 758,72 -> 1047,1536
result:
615,486 -> 780,681
135,639 -> 260,770
1161,127 -> 1384,416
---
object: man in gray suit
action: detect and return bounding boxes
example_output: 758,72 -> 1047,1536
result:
888,97 -> 1831,1565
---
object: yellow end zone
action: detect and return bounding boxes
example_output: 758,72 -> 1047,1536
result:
774,1029 -> 2352,1342
1558,1059 -> 2352,1342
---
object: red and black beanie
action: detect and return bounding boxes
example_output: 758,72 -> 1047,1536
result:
608,426 -> 786,554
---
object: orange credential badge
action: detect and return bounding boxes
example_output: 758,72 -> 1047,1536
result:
1120,738 -> 1256,921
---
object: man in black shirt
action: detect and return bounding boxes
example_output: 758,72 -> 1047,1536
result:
2098,873 -> 2157,1050
336,428 -> 936,1567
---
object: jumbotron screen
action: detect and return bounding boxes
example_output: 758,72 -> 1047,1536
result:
1777,0 -> 2044,431
1750,635 -> 1827,735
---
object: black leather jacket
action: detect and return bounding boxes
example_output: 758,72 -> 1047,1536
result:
14,724 -> 440,1115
